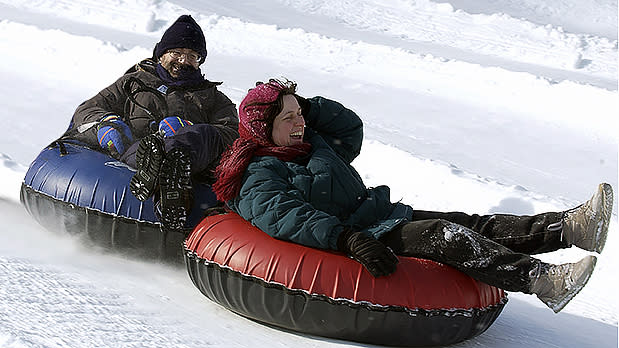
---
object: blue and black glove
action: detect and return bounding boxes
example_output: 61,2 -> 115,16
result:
158,116 -> 194,137
97,115 -> 133,158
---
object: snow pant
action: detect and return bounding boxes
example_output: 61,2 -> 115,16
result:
378,210 -> 567,293
120,124 -> 226,182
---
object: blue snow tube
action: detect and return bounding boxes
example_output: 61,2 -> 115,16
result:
20,141 -> 218,262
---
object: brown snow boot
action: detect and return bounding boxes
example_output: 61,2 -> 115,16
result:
559,183 -> 613,253
529,255 -> 597,313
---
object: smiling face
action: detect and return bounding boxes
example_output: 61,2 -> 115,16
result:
159,48 -> 201,78
271,94 -> 305,147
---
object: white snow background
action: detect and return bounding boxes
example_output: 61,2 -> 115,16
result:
0,0 -> 617,347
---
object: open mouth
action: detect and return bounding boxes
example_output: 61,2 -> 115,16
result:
290,130 -> 303,139
170,63 -> 184,75
169,63 -> 193,77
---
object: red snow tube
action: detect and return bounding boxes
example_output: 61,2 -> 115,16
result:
184,213 -> 507,347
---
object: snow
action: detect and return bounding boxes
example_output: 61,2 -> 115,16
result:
0,0 -> 617,346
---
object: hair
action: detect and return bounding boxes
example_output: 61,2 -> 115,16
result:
243,78 -> 297,141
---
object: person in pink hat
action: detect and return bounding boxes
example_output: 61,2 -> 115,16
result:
213,78 -> 613,313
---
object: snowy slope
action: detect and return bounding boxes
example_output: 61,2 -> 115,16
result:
0,0 -> 617,347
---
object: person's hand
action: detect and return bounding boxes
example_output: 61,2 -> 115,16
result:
97,115 -> 133,158
158,116 -> 194,137
337,228 -> 398,277
293,94 -> 311,117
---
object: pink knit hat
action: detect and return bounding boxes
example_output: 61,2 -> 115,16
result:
238,80 -> 287,145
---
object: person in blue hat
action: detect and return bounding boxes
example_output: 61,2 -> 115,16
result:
63,15 -> 239,230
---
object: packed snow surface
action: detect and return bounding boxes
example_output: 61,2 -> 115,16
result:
0,0 -> 617,347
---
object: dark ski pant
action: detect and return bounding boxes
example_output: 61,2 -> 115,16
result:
120,124 -> 225,179
379,210 -> 567,293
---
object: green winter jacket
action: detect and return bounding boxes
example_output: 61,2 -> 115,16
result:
228,97 -> 413,250
65,59 -> 239,149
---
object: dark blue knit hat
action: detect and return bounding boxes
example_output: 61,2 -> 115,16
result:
154,15 -> 207,64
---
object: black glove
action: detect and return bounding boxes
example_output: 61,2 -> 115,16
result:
293,94 -> 311,117
337,228 -> 398,277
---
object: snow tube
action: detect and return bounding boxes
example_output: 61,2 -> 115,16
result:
20,141 -> 217,262
184,213 -> 508,347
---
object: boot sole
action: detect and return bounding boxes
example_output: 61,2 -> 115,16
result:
158,149 -> 192,230
591,183 -> 613,253
544,255 -> 596,313
129,134 -> 165,201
